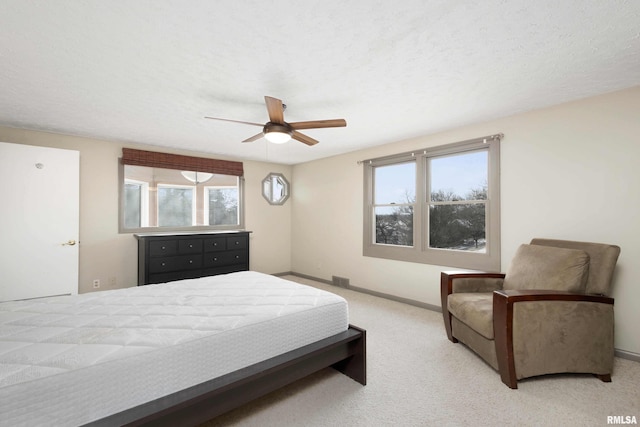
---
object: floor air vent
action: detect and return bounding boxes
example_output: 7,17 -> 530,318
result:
332,276 -> 350,288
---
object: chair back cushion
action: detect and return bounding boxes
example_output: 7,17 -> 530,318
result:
529,238 -> 621,295
503,244 -> 590,292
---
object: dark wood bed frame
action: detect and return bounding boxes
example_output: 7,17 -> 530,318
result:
87,325 -> 366,426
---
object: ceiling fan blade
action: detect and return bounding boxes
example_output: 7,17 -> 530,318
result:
292,131 -> 319,146
289,119 -> 347,130
242,132 -> 264,143
264,96 -> 285,124
204,117 -> 263,127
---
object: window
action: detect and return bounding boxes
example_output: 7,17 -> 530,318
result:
206,185 -> 239,225
374,162 -> 415,246
120,149 -> 244,232
363,135 -> 501,271
428,150 -> 488,251
157,184 -> 196,227
124,179 -> 149,228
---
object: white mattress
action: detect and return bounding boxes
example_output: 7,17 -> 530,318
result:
0,271 -> 348,426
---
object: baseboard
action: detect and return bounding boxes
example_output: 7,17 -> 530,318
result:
347,283 -> 442,312
282,271 -> 441,312
277,271 -> 333,285
615,349 -> 640,363
277,271 -> 640,363
272,271 -> 294,277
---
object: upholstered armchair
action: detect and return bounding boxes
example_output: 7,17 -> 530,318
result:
441,238 -> 621,389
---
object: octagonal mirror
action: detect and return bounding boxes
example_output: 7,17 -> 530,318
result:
262,173 -> 290,205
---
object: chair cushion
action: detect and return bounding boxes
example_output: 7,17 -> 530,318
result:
504,244 -> 590,292
530,238 -> 620,296
447,293 -> 494,339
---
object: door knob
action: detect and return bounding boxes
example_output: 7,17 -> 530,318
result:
62,240 -> 77,246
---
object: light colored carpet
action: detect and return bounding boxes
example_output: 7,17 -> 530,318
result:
202,275 -> 640,427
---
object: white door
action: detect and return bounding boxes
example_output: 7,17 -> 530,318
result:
0,142 -> 79,301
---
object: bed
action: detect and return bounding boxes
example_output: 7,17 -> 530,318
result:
0,271 -> 366,426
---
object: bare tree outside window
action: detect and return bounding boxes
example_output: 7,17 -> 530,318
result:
373,162 -> 415,247
429,187 -> 486,251
428,150 -> 488,252
208,187 -> 238,225
376,185 -> 486,251
158,186 -> 194,227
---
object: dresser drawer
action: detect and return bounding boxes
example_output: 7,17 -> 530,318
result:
226,236 -> 247,250
149,240 -> 178,257
201,264 -> 246,278
203,250 -> 247,268
203,236 -> 227,252
149,254 -> 203,273
148,270 -> 203,284
179,239 -> 202,254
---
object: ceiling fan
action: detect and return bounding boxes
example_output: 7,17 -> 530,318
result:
205,96 -> 346,146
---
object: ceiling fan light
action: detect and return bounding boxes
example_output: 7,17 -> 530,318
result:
264,130 -> 292,144
263,123 -> 292,144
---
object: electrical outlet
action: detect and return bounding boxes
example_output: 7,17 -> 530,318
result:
92,279 -> 100,289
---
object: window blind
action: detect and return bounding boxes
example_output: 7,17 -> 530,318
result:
122,148 -> 244,177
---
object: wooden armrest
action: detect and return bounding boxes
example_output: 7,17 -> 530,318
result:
493,289 -> 614,305
440,271 -> 505,297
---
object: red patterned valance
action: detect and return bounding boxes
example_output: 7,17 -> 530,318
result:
122,148 -> 243,176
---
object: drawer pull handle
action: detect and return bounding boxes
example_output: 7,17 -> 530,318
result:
161,246 -> 166,250
235,255 -> 239,259
189,244 -> 193,248
235,241 -> 239,245
161,262 -> 166,266
213,243 -> 217,246
213,257 -> 217,261
189,260 -> 193,264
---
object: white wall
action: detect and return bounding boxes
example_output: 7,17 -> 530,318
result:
291,86 -> 640,355
0,126 -> 293,293
242,160 -> 292,274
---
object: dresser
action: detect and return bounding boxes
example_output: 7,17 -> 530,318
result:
135,231 -> 251,285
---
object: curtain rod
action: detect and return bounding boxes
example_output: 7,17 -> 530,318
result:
356,133 -> 504,165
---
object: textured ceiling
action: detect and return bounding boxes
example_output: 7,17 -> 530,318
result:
1,1 -> 639,165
